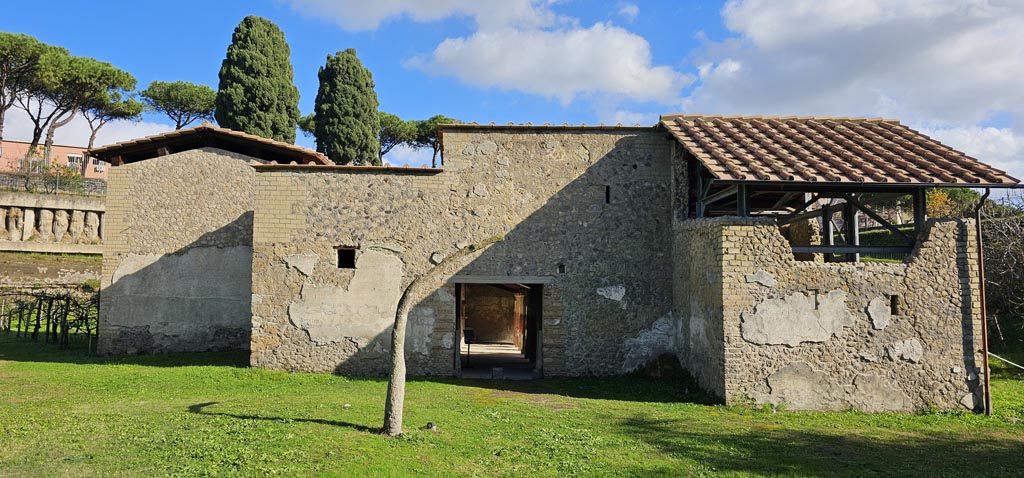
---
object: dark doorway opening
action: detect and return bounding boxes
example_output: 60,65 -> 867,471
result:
455,283 -> 542,379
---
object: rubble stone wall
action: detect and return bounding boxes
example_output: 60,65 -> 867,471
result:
250,128 -> 675,376
98,147 -> 258,354
680,216 -> 984,412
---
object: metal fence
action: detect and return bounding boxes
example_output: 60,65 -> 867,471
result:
0,173 -> 106,196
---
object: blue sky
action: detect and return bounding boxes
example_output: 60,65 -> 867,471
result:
2,0 -> 1022,179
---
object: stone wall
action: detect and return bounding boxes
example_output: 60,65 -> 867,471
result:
679,216 -> 983,412
464,284 -> 515,343
673,220 -> 727,398
98,147 -> 257,355
250,128 -> 675,376
0,192 -> 104,254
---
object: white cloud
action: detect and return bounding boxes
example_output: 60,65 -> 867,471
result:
618,3 -> 639,22
2,107 -> 172,149
286,0 -> 687,109
687,0 -> 1024,122
407,23 -> 690,105
281,0 -> 560,31
923,124 -> 1024,181
683,0 -> 1024,182
383,142 -> 433,167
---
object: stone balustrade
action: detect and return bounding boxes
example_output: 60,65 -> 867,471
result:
0,192 -> 104,254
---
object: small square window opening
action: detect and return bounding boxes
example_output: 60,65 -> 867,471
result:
337,248 -> 357,269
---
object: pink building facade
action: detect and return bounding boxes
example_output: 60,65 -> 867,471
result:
0,139 -> 109,180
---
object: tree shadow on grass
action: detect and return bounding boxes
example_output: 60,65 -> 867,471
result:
616,413 -> 1024,477
411,370 -> 717,405
187,401 -> 379,433
0,335 -> 249,368
413,355 -> 717,404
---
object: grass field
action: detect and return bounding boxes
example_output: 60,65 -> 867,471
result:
2,335 -> 1023,478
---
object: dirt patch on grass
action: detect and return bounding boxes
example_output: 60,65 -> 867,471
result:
0,252 -> 100,288
469,383 -> 578,410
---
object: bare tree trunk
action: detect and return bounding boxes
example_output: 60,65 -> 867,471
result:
86,123 -> 103,176
0,112 -> 5,157
44,109 -> 76,166
382,234 -> 504,436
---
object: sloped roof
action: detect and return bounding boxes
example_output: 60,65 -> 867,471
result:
661,114 -> 1018,186
88,123 -> 332,165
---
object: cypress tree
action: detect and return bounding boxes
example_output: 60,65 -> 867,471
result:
215,16 -> 300,143
314,49 -> 380,165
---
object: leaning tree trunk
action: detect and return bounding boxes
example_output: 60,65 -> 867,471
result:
44,110 -> 77,166
382,234 -> 504,436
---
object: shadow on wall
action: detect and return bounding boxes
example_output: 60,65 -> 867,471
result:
287,131 -> 678,378
98,212 -> 254,356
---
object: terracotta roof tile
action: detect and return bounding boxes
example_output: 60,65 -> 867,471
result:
89,124 -> 333,165
661,114 -> 1019,186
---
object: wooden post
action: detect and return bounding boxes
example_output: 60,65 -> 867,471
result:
737,184 -> 749,217
843,201 -> 860,262
913,188 -> 927,238
60,297 -> 70,349
43,296 -> 53,343
16,302 -> 24,338
31,297 -> 42,341
695,174 -> 705,218
822,206 -> 834,262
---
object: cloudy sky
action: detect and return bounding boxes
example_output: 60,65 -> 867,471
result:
1,0 -> 1021,179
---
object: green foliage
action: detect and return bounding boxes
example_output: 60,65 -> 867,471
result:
413,114 -> 462,167
82,91 -> 145,149
43,164 -> 84,194
17,46 -> 135,155
297,112 -> 316,138
378,111 -> 416,159
2,336 -> 1024,477
0,32 -> 49,139
140,80 -> 215,130
215,16 -> 300,142
942,187 -> 981,215
313,49 -> 380,165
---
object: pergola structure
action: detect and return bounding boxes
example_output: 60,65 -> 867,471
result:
662,114 -> 1021,262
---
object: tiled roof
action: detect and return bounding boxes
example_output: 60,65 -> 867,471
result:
89,123 -> 332,165
661,114 -> 1019,186
440,122 -> 649,130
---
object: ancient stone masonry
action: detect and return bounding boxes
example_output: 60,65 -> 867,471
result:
249,129 -> 675,376
94,122 -> 997,414
675,216 -> 984,411
0,192 -> 105,253
98,147 -> 258,355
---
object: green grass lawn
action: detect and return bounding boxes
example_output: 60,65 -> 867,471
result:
2,335 -> 1023,478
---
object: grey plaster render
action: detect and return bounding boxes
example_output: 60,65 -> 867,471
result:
287,249 -> 402,345
621,315 -> 675,373
744,270 -> 775,287
283,254 -> 318,276
740,290 -> 854,346
101,246 -> 252,353
885,338 -> 924,363
867,296 -> 891,330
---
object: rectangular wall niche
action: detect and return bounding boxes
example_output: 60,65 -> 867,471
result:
337,247 -> 357,269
